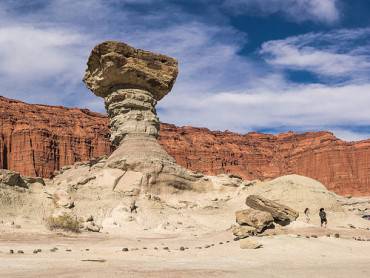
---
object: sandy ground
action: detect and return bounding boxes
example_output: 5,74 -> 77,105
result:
1,225 -> 370,278
2,174 -> 370,277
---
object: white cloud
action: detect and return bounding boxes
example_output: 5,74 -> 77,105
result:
0,25 -> 88,82
330,129 -> 369,142
159,82 -> 370,141
223,0 -> 340,24
260,28 -> 370,80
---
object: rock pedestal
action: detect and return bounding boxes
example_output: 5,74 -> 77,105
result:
83,41 -> 206,192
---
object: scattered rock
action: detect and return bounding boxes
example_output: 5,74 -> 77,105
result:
9,249 -> 14,254
246,195 -> 299,224
76,176 -> 96,186
334,233 -> 340,238
122,248 -> 129,252
85,222 -> 101,232
0,170 -> 28,188
232,225 -> 257,239
23,176 -> 45,186
17,250 -> 24,254
239,239 -> 263,249
53,189 -> 74,209
235,209 -> 274,232
86,215 -> 94,222
180,246 -> 185,251
81,259 -> 106,263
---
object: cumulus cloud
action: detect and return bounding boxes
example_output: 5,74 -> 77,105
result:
159,83 -> 370,141
0,26 -> 88,82
260,28 -> 370,81
223,0 -> 340,24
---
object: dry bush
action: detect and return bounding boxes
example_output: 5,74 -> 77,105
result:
46,213 -> 81,233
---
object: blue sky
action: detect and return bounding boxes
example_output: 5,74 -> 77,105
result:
1,0 -> 370,141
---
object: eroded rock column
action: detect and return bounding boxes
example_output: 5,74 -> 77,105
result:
104,88 -> 159,146
83,41 -> 206,192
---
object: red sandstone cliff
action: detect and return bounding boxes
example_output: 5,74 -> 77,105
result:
160,125 -> 370,196
0,96 -> 112,177
1,96 -> 369,196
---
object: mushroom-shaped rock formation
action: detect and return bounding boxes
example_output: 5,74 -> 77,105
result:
84,41 -> 178,145
83,41 -> 208,193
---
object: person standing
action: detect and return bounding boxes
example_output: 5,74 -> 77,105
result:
319,208 -> 327,228
304,208 -> 310,223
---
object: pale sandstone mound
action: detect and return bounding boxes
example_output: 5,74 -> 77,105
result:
246,175 -> 344,216
83,41 -> 210,193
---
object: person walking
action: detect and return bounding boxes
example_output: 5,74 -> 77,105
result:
319,208 -> 327,228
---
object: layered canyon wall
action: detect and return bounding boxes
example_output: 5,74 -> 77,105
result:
1,96 -> 369,196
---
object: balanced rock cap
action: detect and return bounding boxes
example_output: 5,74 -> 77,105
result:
83,41 -> 178,100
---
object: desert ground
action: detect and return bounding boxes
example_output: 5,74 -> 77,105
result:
1,172 -> 370,278
1,218 -> 370,278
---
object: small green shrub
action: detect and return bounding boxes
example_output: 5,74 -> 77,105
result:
46,213 -> 81,233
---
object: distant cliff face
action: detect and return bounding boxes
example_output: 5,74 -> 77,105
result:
159,124 -> 370,196
1,96 -> 369,196
0,96 -> 112,178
